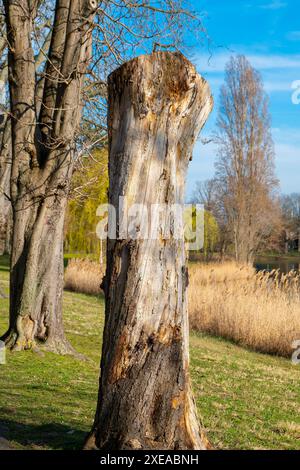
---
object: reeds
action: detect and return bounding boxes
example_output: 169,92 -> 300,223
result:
64,258 -> 104,296
189,262 -> 300,357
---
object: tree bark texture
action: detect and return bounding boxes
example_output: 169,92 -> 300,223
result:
0,21 -> 53,258
1,0 -> 97,352
0,117 -> 12,255
86,52 -> 213,450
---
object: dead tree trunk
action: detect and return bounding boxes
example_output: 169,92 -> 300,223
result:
85,52 -> 213,450
1,0 -> 97,353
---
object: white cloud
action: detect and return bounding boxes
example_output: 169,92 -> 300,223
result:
196,52 -> 300,73
248,55 -> 300,69
195,50 -> 300,96
202,76 -> 292,94
187,128 -> 300,197
264,81 -> 293,92
259,1 -> 287,9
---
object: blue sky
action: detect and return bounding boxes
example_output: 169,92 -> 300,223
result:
186,0 -> 300,198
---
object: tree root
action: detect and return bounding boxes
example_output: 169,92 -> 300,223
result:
0,329 -> 86,360
83,430 -> 98,450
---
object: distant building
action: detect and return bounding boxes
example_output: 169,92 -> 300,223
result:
284,229 -> 300,253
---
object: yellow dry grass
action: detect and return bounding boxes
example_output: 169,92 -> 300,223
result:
64,258 -> 103,296
189,262 -> 300,357
64,258 -> 300,357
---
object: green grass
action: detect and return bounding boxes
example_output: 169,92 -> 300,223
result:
0,252 -> 99,271
0,254 -> 9,273
190,335 -> 300,449
0,256 -> 299,450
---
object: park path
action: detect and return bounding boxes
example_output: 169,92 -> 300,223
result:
0,436 -> 12,450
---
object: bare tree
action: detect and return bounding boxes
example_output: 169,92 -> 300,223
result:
191,179 -> 217,212
214,55 -> 279,263
0,3 -> 12,255
191,178 -> 231,259
1,0 -> 97,353
281,193 -> 300,228
84,51 -> 213,450
0,117 -> 12,255
1,1 -> 205,352
280,193 -> 300,252
0,2 -> 52,256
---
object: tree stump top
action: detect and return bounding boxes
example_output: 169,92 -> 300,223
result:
108,51 -> 213,128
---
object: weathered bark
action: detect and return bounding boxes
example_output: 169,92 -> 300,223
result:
86,52 -> 213,450
0,23 -> 52,257
2,156 -> 73,352
0,117 -> 12,255
1,0 -> 97,352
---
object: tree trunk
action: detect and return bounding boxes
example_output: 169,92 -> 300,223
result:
2,156 -> 73,353
0,118 -> 12,255
1,0 -> 97,353
0,171 -> 12,256
85,52 -> 213,450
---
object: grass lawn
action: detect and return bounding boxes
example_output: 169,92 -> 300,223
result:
0,255 -> 299,450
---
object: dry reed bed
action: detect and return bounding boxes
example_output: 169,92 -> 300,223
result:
189,262 -> 300,357
65,258 -> 300,357
64,259 -> 104,296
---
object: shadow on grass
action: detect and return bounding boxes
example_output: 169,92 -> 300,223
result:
0,255 -> 10,273
0,419 -> 87,450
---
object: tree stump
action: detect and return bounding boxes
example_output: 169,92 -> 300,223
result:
86,51 -> 213,450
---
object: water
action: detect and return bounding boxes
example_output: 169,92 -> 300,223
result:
255,258 -> 300,274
